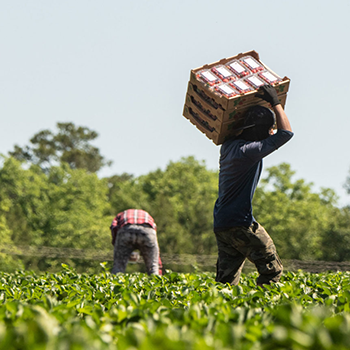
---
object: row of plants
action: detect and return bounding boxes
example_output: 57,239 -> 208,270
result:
1,267 -> 350,349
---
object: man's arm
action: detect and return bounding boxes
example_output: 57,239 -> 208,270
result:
111,229 -> 117,245
256,85 -> 292,132
273,104 -> 292,132
242,85 -> 293,161
110,216 -> 118,245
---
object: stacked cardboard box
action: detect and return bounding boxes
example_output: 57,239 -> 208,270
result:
183,50 -> 290,145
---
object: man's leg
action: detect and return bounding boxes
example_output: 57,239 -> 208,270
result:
215,230 -> 247,285
111,227 -> 135,274
134,225 -> 160,275
244,222 -> 283,286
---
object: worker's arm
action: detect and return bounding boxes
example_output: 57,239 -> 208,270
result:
256,85 -> 292,132
110,216 -> 118,245
273,104 -> 292,132
111,229 -> 117,245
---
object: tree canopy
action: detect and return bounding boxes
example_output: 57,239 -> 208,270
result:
253,163 -> 343,260
9,122 -> 111,173
0,156 -> 111,271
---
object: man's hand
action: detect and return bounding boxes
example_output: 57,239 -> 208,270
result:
256,85 -> 280,107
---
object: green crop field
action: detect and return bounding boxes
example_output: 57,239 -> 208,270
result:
1,266 -> 350,350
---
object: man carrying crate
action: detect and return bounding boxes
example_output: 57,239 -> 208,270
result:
110,209 -> 162,275
213,85 -> 293,286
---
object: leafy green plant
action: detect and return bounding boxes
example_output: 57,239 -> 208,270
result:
1,268 -> 350,349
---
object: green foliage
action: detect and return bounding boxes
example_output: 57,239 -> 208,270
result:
1,269 -> 350,349
9,122 -> 111,173
253,163 -> 350,261
107,157 -> 218,254
0,156 -> 111,271
41,165 -> 111,250
319,206 -> 350,261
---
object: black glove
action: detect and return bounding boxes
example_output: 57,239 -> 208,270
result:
255,85 -> 280,107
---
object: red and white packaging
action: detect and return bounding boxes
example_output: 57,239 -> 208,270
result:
196,69 -> 222,86
214,83 -> 239,98
245,75 -> 266,90
240,56 -> 264,73
258,70 -> 281,84
211,65 -> 236,82
230,80 -> 254,93
226,60 -> 251,78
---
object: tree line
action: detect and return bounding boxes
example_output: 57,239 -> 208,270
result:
1,123 -> 350,272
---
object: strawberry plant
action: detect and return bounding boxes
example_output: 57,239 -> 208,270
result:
1,267 -> 350,349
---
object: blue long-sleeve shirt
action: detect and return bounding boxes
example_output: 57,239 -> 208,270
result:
213,129 -> 294,230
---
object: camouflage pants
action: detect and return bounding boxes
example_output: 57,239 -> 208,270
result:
112,224 -> 160,275
214,222 -> 283,286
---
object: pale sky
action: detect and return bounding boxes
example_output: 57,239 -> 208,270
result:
1,0 -> 350,206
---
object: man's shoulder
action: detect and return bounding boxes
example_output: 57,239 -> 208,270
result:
222,137 -> 246,150
221,137 -> 249,158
